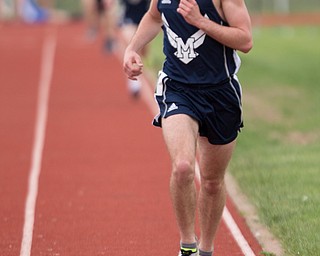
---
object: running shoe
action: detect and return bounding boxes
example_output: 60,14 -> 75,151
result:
127,79 -> 141,98
103,38 -> 115,53
179,247 -> 199,256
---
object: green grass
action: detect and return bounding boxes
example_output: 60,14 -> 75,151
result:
147,27 -> 320,255
231,26 -> 320,255
55,0 -> 82,17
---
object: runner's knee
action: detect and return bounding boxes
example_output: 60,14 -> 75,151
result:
201,177 -> 225,195
172,160 -> 195,184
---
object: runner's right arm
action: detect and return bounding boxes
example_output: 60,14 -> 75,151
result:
123,0 -> 162,80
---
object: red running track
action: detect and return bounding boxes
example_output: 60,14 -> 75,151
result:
0,22 -> 262,256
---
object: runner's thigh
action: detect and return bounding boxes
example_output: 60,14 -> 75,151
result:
198,137 -> 236,179
162,114 -> 199,163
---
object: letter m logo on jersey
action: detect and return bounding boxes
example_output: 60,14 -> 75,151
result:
162,14 -> 207,64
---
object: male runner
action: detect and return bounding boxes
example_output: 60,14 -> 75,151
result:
123,0 -> 252,255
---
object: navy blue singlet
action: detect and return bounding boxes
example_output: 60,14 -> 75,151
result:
158,0 -> 241,85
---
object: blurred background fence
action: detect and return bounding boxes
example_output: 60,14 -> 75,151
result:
2,0 -> 320,20
53,0 -> 320,18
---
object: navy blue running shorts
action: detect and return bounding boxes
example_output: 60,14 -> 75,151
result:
153,72 -> 244,145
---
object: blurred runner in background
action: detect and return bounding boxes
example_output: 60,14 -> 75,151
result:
0,0 -> 68,23
82,0 -> 116,52
117,0 -> 152,98
20,0 -> 49,23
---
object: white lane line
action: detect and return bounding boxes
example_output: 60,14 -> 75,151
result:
222,207 -> 256,256
20,32 -> 56,256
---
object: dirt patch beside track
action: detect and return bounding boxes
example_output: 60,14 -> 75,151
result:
251,12 -> 320,26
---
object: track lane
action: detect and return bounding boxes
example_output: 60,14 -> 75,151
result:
0,24 -> 46,256
31,23 -> 178,255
